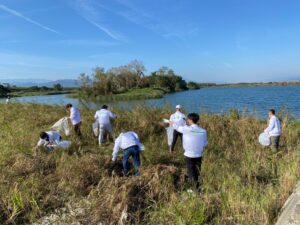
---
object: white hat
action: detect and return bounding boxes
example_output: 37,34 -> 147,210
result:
176,105 -> 181,109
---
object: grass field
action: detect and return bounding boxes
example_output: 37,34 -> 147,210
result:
0,104 -> 300,224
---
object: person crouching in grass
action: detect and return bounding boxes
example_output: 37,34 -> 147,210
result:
169,113 -> 208,190
34,131 -> 62,155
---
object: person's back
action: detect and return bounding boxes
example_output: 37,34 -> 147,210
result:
180,125 -> 207,158
70,106 -> 81,125
169,105 -> 186,152
170,111 -> 186,126
95,109 -> 116,125
170,113 -> 208,189
36,131 -> 62,149
95,105 -> 117,145
112,131 -> 143,176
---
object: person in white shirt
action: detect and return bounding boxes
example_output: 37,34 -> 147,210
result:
95,105 -> 117,146
169,113 -> 208,189
169,105 -> 186,152
112,131 -> 143,176
66,103 -> 82,139
6,96 -> 10,104
265,109 -> 281,151
35,131 -> 62,154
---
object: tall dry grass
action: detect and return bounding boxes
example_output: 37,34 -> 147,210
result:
0,103 -> 300,224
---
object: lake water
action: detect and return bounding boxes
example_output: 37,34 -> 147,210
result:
2,86 -> 300,118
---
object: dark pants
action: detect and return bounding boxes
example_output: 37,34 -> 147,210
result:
170,130 -> 182,151
270,136 -> 280,152
186,157 -> 202,188
123,145 -> 140,176
74,122 -> 82,137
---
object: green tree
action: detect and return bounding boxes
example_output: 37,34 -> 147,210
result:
53,83 -> 63,91
0,84 -> 10,97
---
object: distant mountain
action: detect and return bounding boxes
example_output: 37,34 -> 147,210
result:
0,79 -> 79,88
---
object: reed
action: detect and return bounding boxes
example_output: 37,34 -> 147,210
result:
0,103 -> 299,224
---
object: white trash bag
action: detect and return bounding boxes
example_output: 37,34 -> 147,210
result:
92,121 -> 99,137
259,132 -> 270,146
51,117 -> 70,136
167,126 -> 174,146
56,141 -> 72,150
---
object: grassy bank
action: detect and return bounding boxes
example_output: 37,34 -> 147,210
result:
72,87 -> 165,101
10,90 -> 75,97
0,104 -> 300,224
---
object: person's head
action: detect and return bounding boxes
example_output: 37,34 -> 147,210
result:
175,105 -> 182,112
268,109 -> 275,118
66,103 -> 73,112
39,131 -> 49,140
187,113 -> 199,125
102,105 -> 108,109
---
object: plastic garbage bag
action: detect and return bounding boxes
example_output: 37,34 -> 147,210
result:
92,121 -> 99,137
51,117 -> 70,136
56,141 -> 72,150
139,144 -> 145,151
167,126 -> 174,146
259,132 -> 270,146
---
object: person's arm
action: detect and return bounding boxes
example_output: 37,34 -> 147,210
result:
109,111 -> 117,119
170,121 -> 188,134
112,135 -> 121,161
203,131 -> 208,147
265,117 -> 275,133
69,108 -> 75,120
133,132 -> 143,150
94,112 -> 98,119
36,139 -> 45,147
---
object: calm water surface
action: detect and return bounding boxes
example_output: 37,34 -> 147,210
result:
3,86 -> 299,118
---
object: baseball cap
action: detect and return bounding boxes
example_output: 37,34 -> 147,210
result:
176,105 -> 181,109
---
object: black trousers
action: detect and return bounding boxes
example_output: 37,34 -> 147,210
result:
74,122 -> 82,137
170,130 -> 182,151
186,157 -> 202,188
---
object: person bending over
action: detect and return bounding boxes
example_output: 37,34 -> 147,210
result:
112,131 -> 143,176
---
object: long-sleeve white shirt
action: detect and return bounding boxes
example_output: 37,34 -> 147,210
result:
265,115 -> 281,136
95,109 -> 117,125
70,107 -> 81,125
170,111 -> 186,126
173,124 -> 208,158
112,131 -> 143,160
37,131 -> 61,147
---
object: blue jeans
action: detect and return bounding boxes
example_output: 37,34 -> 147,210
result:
123,145 -> 140,176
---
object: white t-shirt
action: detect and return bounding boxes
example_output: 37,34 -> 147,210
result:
95,109 -> 117,125
112,131 -> 143,160
70,107 -> 81,125
173,124 -> 208,158
170,111 -> 186,127
37,131 -> 61,147
265,115 -> 281,136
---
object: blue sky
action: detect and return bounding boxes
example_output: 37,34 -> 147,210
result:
0,0 -> 300,83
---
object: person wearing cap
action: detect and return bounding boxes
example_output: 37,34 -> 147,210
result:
112,131 -> 143,176
66,103 -> 82,140
169,113 -> 208,189
95,105 -> 117,146
265,109 -> 281,151
169,105 -> 186,152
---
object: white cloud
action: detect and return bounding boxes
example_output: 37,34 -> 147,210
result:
68,0 -> 126,42
0,4 -> 61,35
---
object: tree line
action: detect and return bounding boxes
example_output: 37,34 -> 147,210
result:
78,60 -> 201,97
